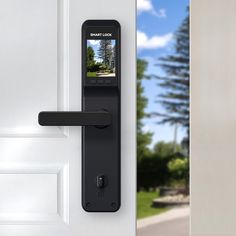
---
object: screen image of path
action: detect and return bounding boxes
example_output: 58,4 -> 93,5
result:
87,39 -> 116,77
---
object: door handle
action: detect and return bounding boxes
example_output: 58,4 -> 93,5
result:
38,111 -> 111,127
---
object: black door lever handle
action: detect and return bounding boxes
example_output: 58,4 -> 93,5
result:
38,111 -> 111,126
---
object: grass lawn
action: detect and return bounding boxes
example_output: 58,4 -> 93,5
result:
87,72 -> 97,77
137,191 -> 168,219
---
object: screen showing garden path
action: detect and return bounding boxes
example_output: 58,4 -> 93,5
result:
87,39 -> 116,78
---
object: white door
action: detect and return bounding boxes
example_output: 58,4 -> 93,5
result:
0,0 -> 136,236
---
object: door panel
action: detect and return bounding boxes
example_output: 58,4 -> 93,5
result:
0,0 -> 69,137
0,163 -> 69,225
0,0 -> 135,235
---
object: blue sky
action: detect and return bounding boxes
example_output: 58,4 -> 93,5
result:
137,0 -> 189,148
88,40 -> 116,63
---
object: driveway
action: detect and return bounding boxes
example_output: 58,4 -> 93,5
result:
137,216 -> 189,236
137,207 -> 190,236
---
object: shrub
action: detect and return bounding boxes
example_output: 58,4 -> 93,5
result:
137,154 -> 173,191
168,158 -> 188,180
137,152 -> 188,191
87,62 -> 101,72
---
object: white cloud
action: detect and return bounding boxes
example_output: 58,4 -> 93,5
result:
137,0 -> 167,18
137,31 -> 173,50
137,0 -> 153,13
88,40 -> 100,45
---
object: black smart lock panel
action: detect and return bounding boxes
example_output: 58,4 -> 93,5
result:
38,20 -> 121,212
82,20 -> 121,212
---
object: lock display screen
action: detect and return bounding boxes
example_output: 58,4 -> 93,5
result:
86,39 -> 116,78
82,20 -> 120,87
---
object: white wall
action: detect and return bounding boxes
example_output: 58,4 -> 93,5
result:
191,1 -> 236,235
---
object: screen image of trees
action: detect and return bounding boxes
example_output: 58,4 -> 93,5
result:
87,39 -> 116,77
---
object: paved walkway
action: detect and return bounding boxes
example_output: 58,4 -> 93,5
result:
137,206 -> 190,236
138,217 -> 189,236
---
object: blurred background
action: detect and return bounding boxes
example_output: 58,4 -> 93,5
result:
137,0 -> 189,235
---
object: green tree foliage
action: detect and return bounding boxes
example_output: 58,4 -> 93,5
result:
137,59 -> 152,162
154,12 -> 189,147
87,46 -> 95,66
168,157 -> 189,193
153,141 -> 182,158
98,40 -> 113,67
87,46 -> 101,72
168,158 -> 188,181
139,141 -> 184,190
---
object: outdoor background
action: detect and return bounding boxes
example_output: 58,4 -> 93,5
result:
137,0 -> 189,234
87,39 -> 116,77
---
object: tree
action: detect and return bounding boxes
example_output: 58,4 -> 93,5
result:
87,46 -> 95,68
137,59 -> 152,162
153,141 -> 182,158
98,40 -> 113,67
154,11 -> 189,149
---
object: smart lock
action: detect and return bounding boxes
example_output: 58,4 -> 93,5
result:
38,20 -> 121,212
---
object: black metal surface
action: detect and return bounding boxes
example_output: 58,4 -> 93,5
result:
38,111 -> 111,126
82,20 -> 121,212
